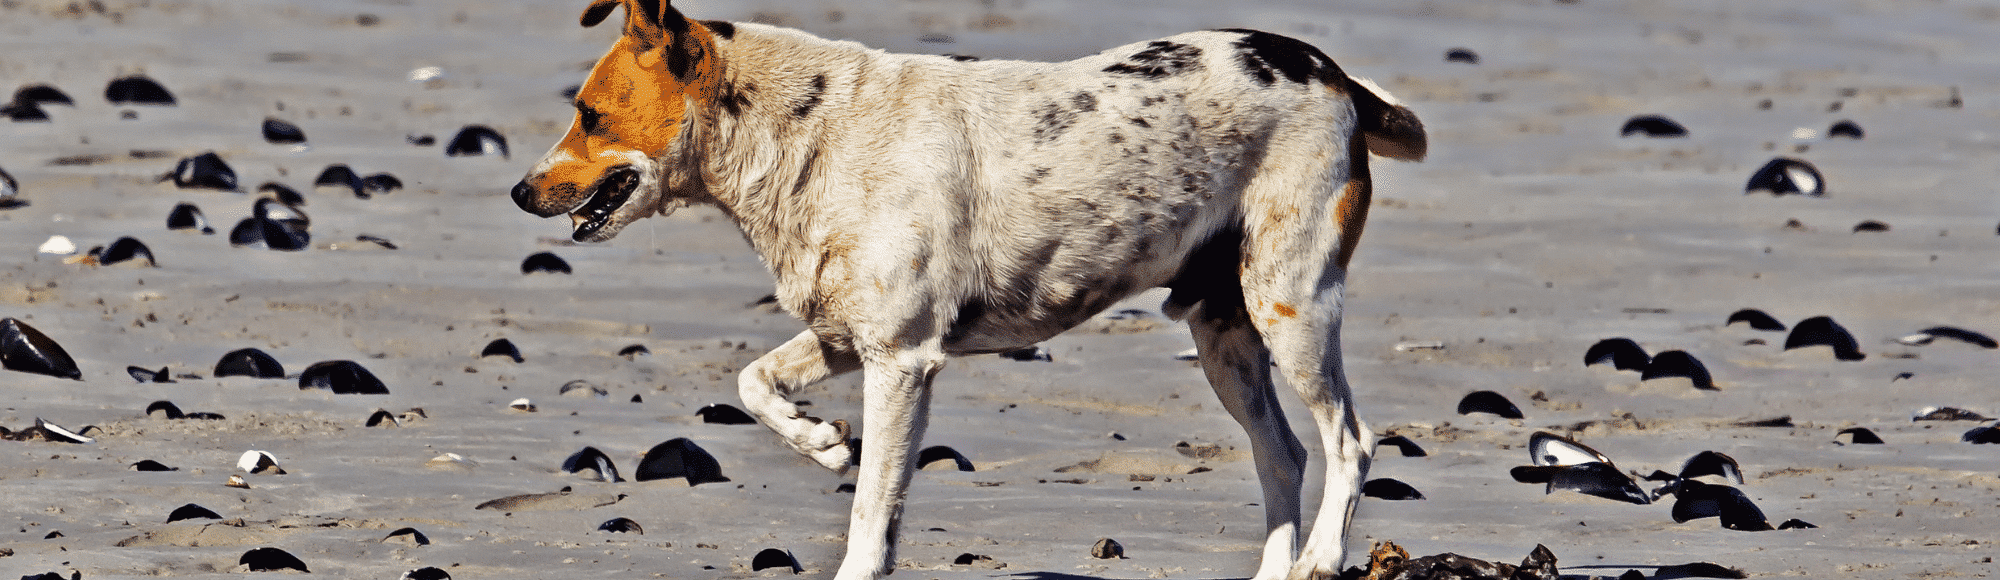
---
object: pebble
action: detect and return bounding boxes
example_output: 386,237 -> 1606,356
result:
521,251 -> 572,274
1639,350 -> 1715,390
1583,338 -> 1648,371
1620,114 -> 1688,138
635,438 -> 729,485
1089,537 -> 1124,559
917,445 -> 975,471
562,446 -> 623,482
751,548 -> 802,573
0,166 -> 22,208
1456,390 -> 1523,419
1744,157 -> 1824,196
597,517 -> 643,534
166,503 -> 221,523
1724,308 -> 1785,331
261,117 -> 306,144
166,203 -> 213,234
236,450 -> 284,474
213,347 -> 285,378
401,567 -> 450,580
165,151 -> 238,191
1361,477 -> 1425,500
445,124 -> 509,158
696,403 -> 756,425
1783,315 -> 1864,360
298,360 -> 391,394
480,338 -> 524,362
105,74 -> 176,106
238,547 -> 309,573
0,317 -> 83,380
382,527 -> 431,546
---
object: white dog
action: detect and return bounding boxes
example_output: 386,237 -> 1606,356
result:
510,1 -> 1426,578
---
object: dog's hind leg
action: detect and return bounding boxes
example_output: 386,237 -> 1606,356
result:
1238,132 -> 1378,580
1189,303 -> 1309,580
739,330 -> 865,472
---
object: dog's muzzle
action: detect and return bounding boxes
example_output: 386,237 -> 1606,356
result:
511,180 -> 562,217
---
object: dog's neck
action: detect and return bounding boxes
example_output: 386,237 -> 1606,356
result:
672,23 -> 907,314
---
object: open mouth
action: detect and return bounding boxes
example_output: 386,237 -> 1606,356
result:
569,167 -> 639,241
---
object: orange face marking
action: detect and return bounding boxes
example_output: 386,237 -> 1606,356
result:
1272,302 -> 1298,318
518,0 -> 723,217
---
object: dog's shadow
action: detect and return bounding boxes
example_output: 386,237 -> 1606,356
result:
998,571 -> 1639,580
994,573 -> 1241,580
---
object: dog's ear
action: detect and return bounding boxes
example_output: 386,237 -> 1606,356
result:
579,0 -> 675,29
580,0 -> 622,28
580,0 -> 690,47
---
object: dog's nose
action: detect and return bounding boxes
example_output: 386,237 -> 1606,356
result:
511,179 -> 560,217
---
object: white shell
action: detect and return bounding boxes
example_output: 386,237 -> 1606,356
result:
237,450 -> 281,473
38,235 -> 75,255
1527,431 -> 1612,467
407,66 -> 445,82
35,418 -> 94,444
508,398 -> 536,412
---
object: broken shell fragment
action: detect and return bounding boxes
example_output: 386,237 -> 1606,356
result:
237,450 -> 284,474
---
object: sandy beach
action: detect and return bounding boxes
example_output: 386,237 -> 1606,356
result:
3,0 -> 1998,578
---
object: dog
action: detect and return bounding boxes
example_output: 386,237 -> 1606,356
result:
510,1 -> 1426,578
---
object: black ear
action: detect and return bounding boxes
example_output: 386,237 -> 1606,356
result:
651,0 -> 690,35
580,0 -> 621,27
633,0 -> 666,29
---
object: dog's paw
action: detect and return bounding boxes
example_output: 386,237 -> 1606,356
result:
792,417 -> 854,473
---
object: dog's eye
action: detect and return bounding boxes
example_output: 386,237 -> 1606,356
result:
577,104 -> 603,133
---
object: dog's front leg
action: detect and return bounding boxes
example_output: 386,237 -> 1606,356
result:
740,331 -> 864,472
835,346 -> 944,580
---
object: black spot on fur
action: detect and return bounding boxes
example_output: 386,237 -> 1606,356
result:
1108,133 -> 1124,144
1164,226 -> 1245,322
700,20 -> 736,39
944,298 -> 987,344
1071,91 -> 1098,112
1024,167 -> 1053,187
718,83 -> 752,116
662,10 -> 702,79
1219,29 -> 1340,86
793,75 -> 826,118
1103,41 -> 1203,80
792,148 -> 820,197
1128,116 -> 1151,128
1033,101 -> 1074,143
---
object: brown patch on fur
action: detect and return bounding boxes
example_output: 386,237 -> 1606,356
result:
1332,142 -> 1371,269
1272,302 -> 1297,317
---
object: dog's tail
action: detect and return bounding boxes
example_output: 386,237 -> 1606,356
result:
1346,76 -> 1427,162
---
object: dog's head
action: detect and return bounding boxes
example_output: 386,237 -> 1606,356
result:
511,0 -> 723,242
